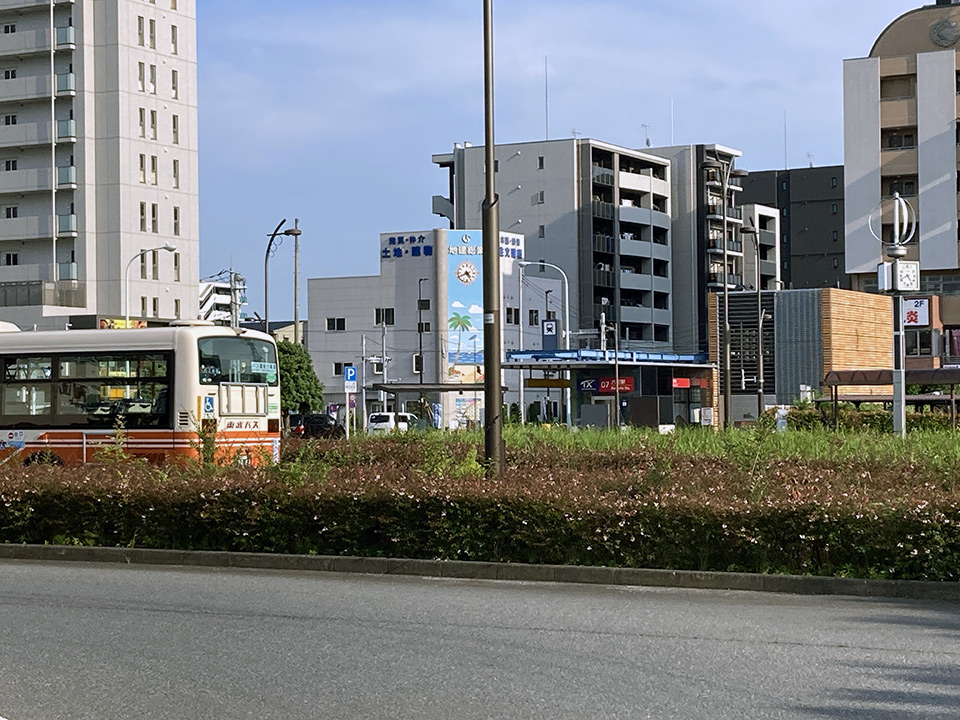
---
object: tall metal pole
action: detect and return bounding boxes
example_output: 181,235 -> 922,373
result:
50,0 -> 57,284
720,171 -> 731,429
544,288 -> 552,422
418,278 -> 427,384
518,263 -> 525,424
263,218 -> 286,335
291,218 -> 301,345
481,0 -> 503,475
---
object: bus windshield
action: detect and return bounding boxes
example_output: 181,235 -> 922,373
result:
198,336 -> 278,386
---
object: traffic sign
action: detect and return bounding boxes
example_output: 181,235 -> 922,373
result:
343,365 -> 358,393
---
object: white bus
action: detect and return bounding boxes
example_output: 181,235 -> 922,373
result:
0,322 -> 281,465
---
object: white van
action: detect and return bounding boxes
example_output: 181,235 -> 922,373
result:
366,412 -> 418,435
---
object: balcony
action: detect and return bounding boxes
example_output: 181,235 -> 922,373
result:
706,204 -> 743,221
620,270 -> 652,292
0,26 -> 75,57
759,229 -> 776,247
58,212 -> 77,235
594,303 -> 615,322
56,72 -> 75,95
0,0 -> 74,8
57,119 -> 76,141
707,237 -> 742,254
0,279 -> 85,308
592,233 -> 615,254
591,200 -> 615,220
593,269 -> 615,287
57,164 -> 76,188
708,272 -> 742,287
591,165 -> 614,186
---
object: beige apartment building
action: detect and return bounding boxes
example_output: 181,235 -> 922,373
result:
0,0 -> 198,330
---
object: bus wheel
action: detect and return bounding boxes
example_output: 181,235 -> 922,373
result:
23,451 -> 65,467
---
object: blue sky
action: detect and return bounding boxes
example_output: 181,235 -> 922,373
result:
197,0 -> 920,320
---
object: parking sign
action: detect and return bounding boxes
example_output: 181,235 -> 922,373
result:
343,365 -> 358,393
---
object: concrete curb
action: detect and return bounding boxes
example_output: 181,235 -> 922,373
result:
1,544 -> 958,602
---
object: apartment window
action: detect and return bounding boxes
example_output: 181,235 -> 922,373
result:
538,224 -> 545,238
832,230 -> 839,241
172,158 -> 180,188
833,258 -> 839,269
537,156 -> 544,170
173,252 -> 180,281
537,190 -> 544,204
4,206 -> 17,219
782,234 -> 788,244
150,155 -> 158,185
375,307 -> 395,326
140,202 -> 147,231
171,0 -> 178,9
326,317 -> 346,331
413,354 -> 423,374
152,297 -> 159,318
139,108 -> 146,137
149,64 -> 156,94
138,62 -> 144,91
781,207 -> 787,217
3,159 -> 16,171
831,176 -> 838,188
171,69 -> 178,99
151,203 -> 158,233
3,25 -> 16,34
4,114 -> 16,126
150,110 -> 157,139
171,25 -> 178,55
3,69 -> 16,80
418,322 -> 431,333
148,19 -> 156,49
505,307 -> 519,325
139,154 -> 146,183
139,250 -> 147,279
137,16 -> 144,45
3,252 -> 18,266
529,309 -> 539,326
780,181 -> 787,191
333,362 -> 353,377
831,203 -> 838,215
174,298 -> 181,319
173,206 -> 180,236
172,114 -> 179,144
140,297 -> 147,317
151,250 -> 159,279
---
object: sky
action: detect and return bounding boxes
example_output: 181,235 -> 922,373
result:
196,0 -> 922,321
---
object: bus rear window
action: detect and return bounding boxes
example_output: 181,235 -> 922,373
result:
198,337 -> 278,386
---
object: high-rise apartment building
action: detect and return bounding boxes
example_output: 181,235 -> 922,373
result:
844,0 -> 960,294
432,139 -> 674,352
740,166 -> 846,290
0,0 -> 198,330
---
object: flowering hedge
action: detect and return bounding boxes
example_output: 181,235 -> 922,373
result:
2,428 -> 960,581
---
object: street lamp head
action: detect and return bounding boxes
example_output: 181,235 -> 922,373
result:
162,242 -> 176,252
282,227 -> 302,238
731,168 -> 749,179
739,226 -> 757,237
700,160 -> 722,171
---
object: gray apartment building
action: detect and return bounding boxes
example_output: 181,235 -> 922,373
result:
740,166 -> 847,290
433,139 -> 780,358
432,139 -> 674,353
0,0 -> 199,330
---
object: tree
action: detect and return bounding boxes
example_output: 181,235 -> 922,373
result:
448,312 -> 473,365
277,341 -> 324,414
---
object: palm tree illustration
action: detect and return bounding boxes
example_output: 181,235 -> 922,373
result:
448,312 -> 473,365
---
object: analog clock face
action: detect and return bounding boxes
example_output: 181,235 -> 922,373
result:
896,261 -> 920,291
456,261 -> 479,285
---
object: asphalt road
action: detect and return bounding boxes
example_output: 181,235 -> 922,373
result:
1,560 -> 958,720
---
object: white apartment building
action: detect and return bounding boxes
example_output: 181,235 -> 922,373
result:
0,0 -> 198,330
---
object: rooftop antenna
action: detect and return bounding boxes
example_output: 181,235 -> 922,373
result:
807,152 -> 815,168
670,98 -> 675,145
641,123 -> 651,147
571,128 -> 581,138
544,55 -> 548,141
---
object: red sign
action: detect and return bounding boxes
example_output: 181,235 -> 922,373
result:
598,377 -> 634,394
672,377 -> 691,389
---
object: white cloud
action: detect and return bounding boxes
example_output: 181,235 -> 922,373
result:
469,304 -> 484,314
451,301 -> 465,309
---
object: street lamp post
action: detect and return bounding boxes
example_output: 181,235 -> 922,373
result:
700,158 -> 747,429
518,260 -> 571,427
288,219 -> 303,345
518,262 -> 526,424
263,218 -> 302,338
544,288 -> 552,422
417,277 -> 428,384
739,224 -> 766,420
125,243 -> 176,327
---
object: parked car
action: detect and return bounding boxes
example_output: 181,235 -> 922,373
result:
366,412 -> 418,435
291,413 -> 345,439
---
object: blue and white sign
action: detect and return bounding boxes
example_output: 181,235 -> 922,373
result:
343,365 -> 358,393
579,378 -> 598,393
203,396 -> 215,416
380,230 -> 436,263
